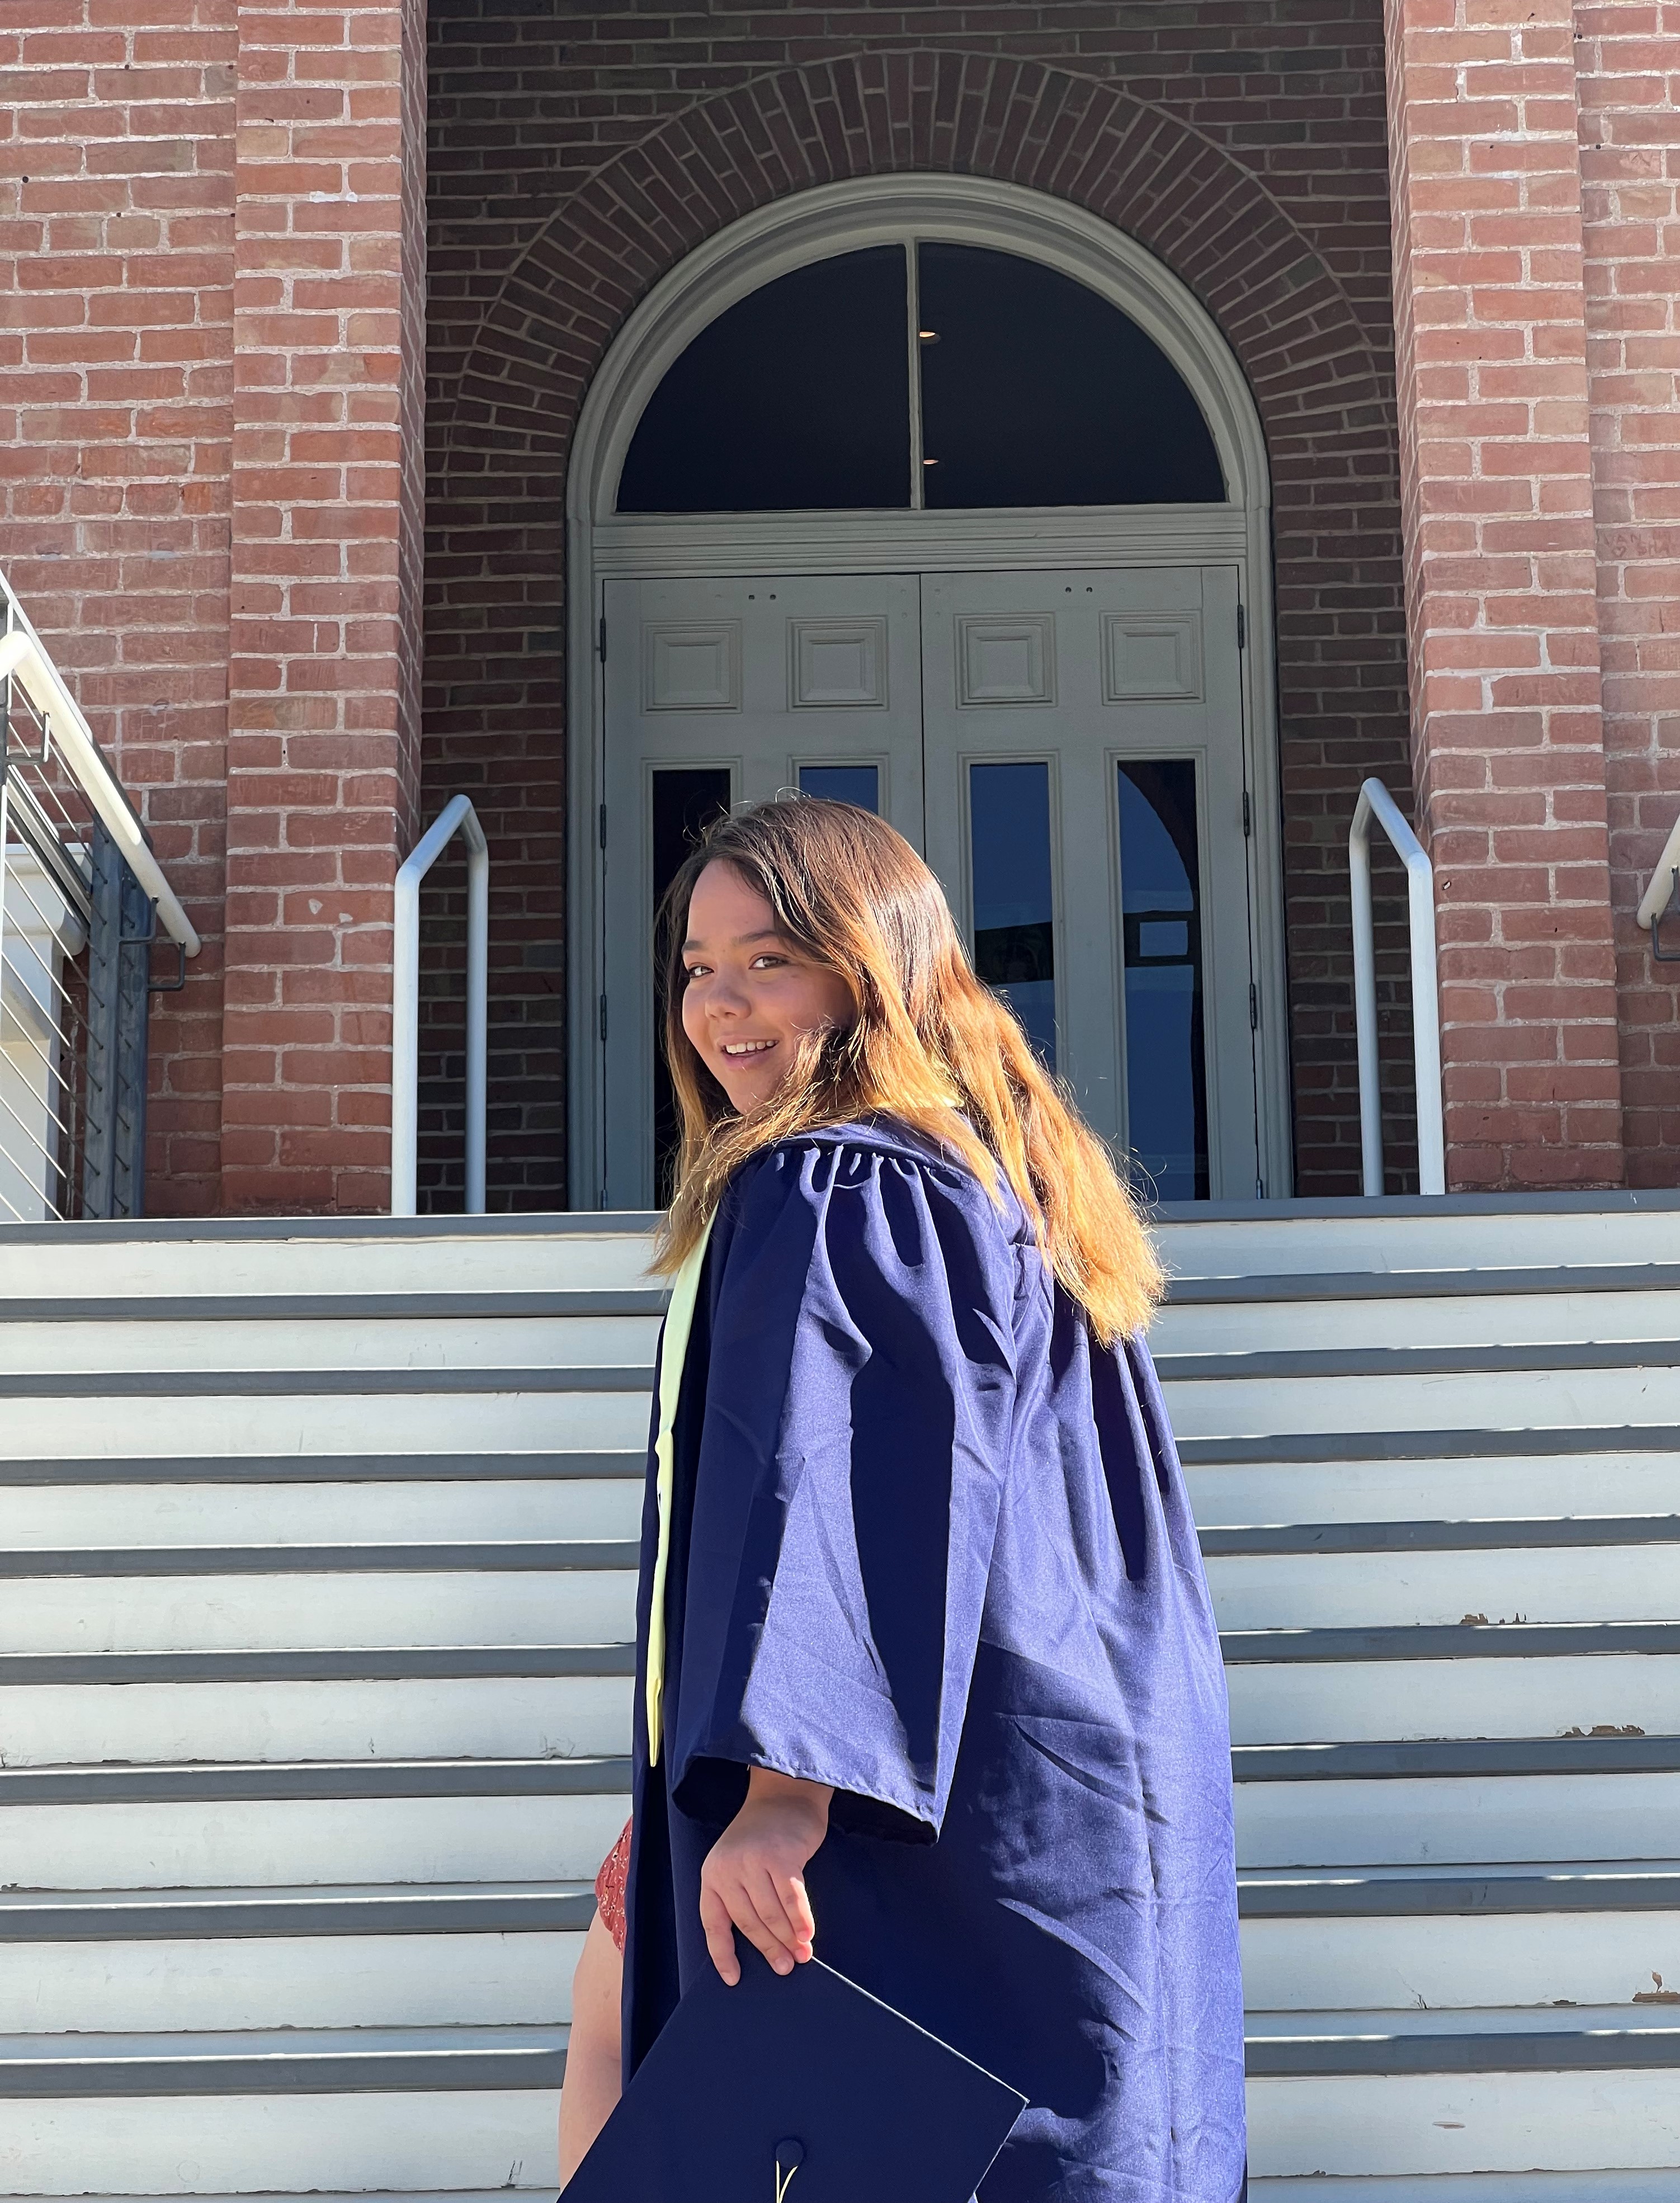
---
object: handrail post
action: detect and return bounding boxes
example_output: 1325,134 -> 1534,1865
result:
1348,792 -> 1382,1196
392,794 -> 489,1218
1349,777 -> 1446,1197
1636,810 -> 1680,962
465,827 -> 488,1214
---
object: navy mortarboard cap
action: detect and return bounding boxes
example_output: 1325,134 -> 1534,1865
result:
563,1941 -> 1027,2202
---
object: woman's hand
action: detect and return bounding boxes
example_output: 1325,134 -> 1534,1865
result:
699,1767 -> 833,1985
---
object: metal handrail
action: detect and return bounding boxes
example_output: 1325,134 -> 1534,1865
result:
1349,777 -> 1445,1196
1636,812 -> 1680,961
392,794 -> 488,1217
0,601 -> 199,956
1,569 -> 195,1219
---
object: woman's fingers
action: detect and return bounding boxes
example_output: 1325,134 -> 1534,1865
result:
701,1864 -> 783,1981
782,1872 -> 817,1955
700,1860 -> 817,1982
746,1866 -> 801,1961
759,1869 -> 814,1961
698,1777 -> 832,1985
699,1879 -> 742,1986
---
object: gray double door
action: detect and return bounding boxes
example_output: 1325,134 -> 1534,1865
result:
602,568 -> 1258,1209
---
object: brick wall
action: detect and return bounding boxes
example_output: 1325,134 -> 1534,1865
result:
424,0 -> 1419,1206
1383,0 -> 1626,1189
0,0 -> 236,1214
223,0 -> 426,1211
1577,1 -> 1680,1185
13,0 -> 1664,1213
2,0 -> 428,1216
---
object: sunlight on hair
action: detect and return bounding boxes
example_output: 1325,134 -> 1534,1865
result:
652,796 -> 1163,1342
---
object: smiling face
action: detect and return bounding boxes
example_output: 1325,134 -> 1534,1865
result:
678,860 -> 857,1117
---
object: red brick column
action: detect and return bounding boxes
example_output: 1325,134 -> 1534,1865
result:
1576,3 -> 1680,1185
0,0 -> 236,1215
224,0 -> 424,1211
1384,0 -> 1625,1188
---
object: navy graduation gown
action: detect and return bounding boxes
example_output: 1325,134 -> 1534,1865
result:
622,1121 -> 1246,2203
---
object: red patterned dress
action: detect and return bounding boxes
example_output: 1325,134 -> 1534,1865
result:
594,1818 -> 633,1951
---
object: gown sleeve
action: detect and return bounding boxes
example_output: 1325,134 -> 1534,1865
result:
667,1135 -> 1019,1845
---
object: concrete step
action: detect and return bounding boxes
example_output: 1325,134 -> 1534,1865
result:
1244,2004 -> 1680,2179
1250,2176 -> 1680,2202
10,1190 -> 1678,1298
0,1760 -> 631,1889
9,1277 -> 1674,1372
18,2009 -> 1669,2192
1224,1622 -> 1680,1743
5,1343 -> 1677,1455
1,1477 -> 643,1547
0,1880 -> 589,2031
0,1314 -> 662,1376
0,1664 -> 634,1765
0,2025 -> 566,2195
0,2195 -> 558,2203
0,1563 -> 638,1653
1154,1279 -> 1680,1356
7,1625 -> 1674,1761
1167,1357 -> 1680,1443
1186,1435 -> 1680,1527
0,1388 -> 652,1463
0,1214 -> 661,1301
23,1521 -> 1674,1652
1238,1863 -> 1680,2011
1236,1737 -> 1680,1869
10,1865 -> 1673,2035
0,1449 -> 643,1487
10,1739 -> 1675,1887
1205,1523 -> 1680,1629
1150,1192 -> 1680,1281
1,1198 -> 1674,2199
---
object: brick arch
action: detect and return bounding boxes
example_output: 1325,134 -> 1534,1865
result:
441,51 -> 1388,480
422,50 -> 1413,1210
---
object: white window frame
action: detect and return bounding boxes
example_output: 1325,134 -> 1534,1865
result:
567,173 -> 1290,1207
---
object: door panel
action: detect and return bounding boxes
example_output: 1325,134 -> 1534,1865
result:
602,565 -> 1258,1209
602,574 -> 924,1207
922,568 -> 1257,1199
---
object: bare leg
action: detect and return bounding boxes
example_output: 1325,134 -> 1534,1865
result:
558,1909 -> 624,2188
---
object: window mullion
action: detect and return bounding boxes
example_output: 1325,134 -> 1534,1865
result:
906,240 -> 925,512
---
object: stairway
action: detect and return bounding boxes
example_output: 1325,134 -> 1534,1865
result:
1,1194 -> 1677,2200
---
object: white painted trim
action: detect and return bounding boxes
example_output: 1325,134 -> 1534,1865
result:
593,504 -> 1251,576
567,175 -> 1290,1206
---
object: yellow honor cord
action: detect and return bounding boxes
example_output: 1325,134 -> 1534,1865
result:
774,2163 -> 800,2203
644,1211 -> 715,1768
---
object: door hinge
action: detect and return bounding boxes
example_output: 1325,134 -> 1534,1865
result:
597,615 -> 607,664
1237,603 -> 1247,650
1242,790 -> 1252,838
598,802 -> 607,852
1248,982 -> 1258,1032
598,992 -> 608,1042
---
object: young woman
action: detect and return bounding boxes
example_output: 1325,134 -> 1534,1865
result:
558,796 -> 1246,2201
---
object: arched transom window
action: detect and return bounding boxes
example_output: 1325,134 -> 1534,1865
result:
616,243 -> 1228,515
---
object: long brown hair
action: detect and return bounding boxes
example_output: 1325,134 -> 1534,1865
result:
655,795 -> 1162,1341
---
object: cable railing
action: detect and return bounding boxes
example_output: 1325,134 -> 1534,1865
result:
392,793 -> 488,1217
0,572 -> 199,1222
1349,777 -> 1445,1197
